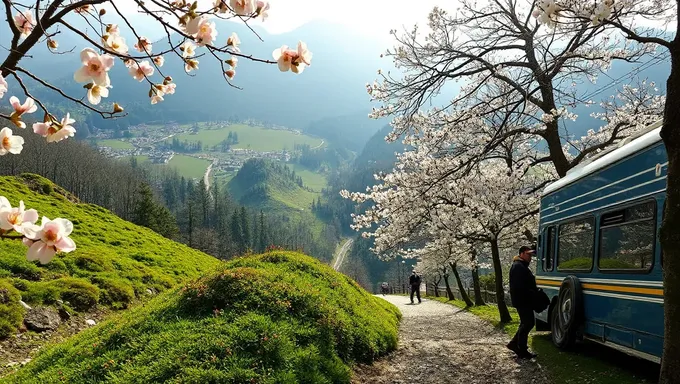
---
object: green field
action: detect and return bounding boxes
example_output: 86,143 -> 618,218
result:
98,139 -> 134,150
290,164 -> 328,192
168,155 -> 211,179
172,124 -> 323,152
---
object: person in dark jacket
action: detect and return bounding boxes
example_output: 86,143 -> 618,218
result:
507,245 -> 538,359
409,270 -> 422,304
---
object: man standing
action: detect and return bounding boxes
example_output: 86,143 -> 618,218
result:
507,246 -> 538,359
409,270 -> 422,304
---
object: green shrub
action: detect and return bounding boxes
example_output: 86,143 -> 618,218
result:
92,277 -> 135,309
5,252 -> 401,384
0,281 -> 24,338
52,278 -> 101,311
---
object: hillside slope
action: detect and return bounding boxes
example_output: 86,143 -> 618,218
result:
0,174 -> 219,337
5,252 -> 401,383
228,158 -> 317,212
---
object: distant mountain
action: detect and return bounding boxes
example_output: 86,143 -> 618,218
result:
304,111 -> 387,152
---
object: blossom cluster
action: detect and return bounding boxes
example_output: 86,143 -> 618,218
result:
0,197 -> 76,264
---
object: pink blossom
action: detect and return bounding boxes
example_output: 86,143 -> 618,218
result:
87,84 -> 109,105
129,61 -> 155,81
14,11 -> 35,38
162,83 -> 176,95
106,24 -> 120,35
185,59 -> 199,72
226,32 -> 241,52
0,74 -> 7,99
103,33 -> 128,55
273,45 -> 295,72
33,114 -> 76,143
153,56 -> 165,67
214,0 -> 229,13
9,96 -> 37,128
196,18 -> 218,46
0,127 -> 24,156
0,199 -> 38,234
25,217 -> 76,265
151,94 -> 164,104
74,48 -> 115,87
134,37 -> 153,54
272,42 -> 312,74
180,41 -> 196,58
256,1 -> 270,21
226,57 -> 238,68
230,0 -> 256,16
185,16 -> 203,35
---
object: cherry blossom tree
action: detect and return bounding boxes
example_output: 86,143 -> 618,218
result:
367,0 -> 663,177
529,1 -> 678,380
0,0 -> 312,264
343,116 -> 549,321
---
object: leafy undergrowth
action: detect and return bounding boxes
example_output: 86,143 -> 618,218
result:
6,252 -> 401,384
430,296 -> 659,384
0,174 -> 219,337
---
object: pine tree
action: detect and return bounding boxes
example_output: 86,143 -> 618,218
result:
259,211 -> 268,252
134,184 -> 156,228
230,209 -> 243,254
240,206 -> 251,252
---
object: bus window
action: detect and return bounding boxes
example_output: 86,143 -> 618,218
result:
557,217 -> 594,271
599,201 -> 655,272
543,226 -> 555,272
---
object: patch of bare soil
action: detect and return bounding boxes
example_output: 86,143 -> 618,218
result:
352,295 -> 551,384
0,308 -> 109,377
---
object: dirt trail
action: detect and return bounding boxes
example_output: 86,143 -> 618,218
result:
352,295 -> 552,384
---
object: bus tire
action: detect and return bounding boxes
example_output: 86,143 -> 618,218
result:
551,303 -> 576,348
557,275 -> 584,331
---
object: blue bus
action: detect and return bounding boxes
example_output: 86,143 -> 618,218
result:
535,121 -> 665,363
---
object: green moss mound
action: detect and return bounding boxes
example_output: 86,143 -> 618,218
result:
0,174 -> 219,335
6,252 -> 401,384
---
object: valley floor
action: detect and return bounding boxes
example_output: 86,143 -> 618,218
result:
352,295 -> 551,384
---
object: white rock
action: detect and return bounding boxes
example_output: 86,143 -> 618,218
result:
20,358 -> 31,366
19,300 -> 31,310
85,319 -> 96,326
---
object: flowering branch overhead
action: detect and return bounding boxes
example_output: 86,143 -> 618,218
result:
0,0 -> 313,265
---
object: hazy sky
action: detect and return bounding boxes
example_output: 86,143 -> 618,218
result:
225,0 -> 445,38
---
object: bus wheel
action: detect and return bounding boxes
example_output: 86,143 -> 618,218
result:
558,276 -> 584,330
552,276 -> 583,348
551,302 -> 575,348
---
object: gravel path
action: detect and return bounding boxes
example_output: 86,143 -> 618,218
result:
352,295 -> 552,384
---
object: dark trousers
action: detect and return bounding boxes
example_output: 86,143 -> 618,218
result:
509,307 -> 535,352
410,285 -> 421,303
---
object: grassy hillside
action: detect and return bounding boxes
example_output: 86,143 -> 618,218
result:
5,252 -> 401,383
0,174 -> 219,337
228,158 -> 318,212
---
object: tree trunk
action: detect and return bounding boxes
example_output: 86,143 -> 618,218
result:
471,266 -> 485,306
450,261 -> 474,307
490,238 -> 512,323
442,270 -> 455,300
659,38 -> 680,384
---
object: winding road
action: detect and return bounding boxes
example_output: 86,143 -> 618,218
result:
332,238 -> 354,271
